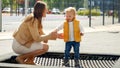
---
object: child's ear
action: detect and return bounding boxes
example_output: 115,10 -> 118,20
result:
74,16 -> 76,18
73,17 -> 75,19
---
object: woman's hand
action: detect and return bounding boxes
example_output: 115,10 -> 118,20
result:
43,40 -> 48,43
49,31 -> 57,40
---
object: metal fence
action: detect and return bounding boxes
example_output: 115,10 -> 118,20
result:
1,0 -> 120,27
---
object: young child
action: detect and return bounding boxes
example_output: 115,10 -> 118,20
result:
55,7 -> 84,67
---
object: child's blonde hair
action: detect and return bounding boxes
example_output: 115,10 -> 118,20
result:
65,7 -> 76,16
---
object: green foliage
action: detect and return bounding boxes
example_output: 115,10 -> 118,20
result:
77,9 -> 101,16
2,0 -> 10,9
2,0 -> 84,11
91,9 -> 101,16
2,0 -> 16,9
44,0 -> 84,10
114,11 -> 118,18
77,10 -> 89,16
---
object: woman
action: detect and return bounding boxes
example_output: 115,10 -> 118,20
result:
12,1 -> 57,64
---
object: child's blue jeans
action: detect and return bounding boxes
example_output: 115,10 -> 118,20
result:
64,41 -> 80,60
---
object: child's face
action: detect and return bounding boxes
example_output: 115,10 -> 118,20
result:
65,12 -> 75,22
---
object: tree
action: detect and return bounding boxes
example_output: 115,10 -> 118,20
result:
2,0 -> 9,9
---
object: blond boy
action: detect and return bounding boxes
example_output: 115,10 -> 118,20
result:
55,7 -> 84,67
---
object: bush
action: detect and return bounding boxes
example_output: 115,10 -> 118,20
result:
77,9 -> 101,16
77,10 -> 88,16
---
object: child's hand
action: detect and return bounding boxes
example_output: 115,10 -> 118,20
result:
57,33 -> 64,39
80,33 -> 84,36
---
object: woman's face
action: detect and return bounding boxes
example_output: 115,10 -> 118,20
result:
42,8 -> 47,17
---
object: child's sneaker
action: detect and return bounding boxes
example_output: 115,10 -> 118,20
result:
74,59 -> 81,68
63,59 -> 70,67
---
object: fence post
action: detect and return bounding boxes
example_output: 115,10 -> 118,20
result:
112,0 -> 114,24
118,0 -> 120,23
0,0 -> 2,32
102,0 -> 105,25
25,0 -> 28,16
89,0 -> 92,27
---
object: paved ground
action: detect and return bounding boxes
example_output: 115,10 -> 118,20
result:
0,14 -> 120,67
0,23 -> 120,60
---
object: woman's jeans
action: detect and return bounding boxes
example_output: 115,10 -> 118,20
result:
64,41 -> 80,60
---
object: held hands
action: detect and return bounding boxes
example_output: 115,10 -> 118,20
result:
49,29 -> 64,40
57,33 -> 64,39
49,30 -> 57,40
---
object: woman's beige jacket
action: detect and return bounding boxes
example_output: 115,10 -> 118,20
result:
13,14 -> 51,48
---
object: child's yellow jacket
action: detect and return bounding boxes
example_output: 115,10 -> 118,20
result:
63,19 -> 81,42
